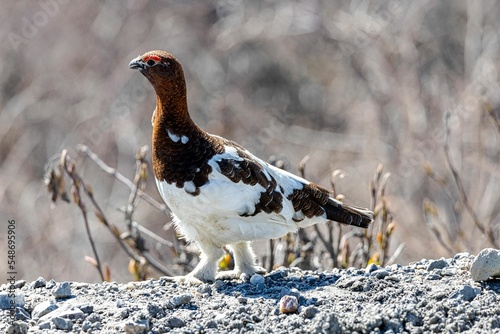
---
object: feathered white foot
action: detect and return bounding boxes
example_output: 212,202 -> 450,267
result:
216,242 -> 265,280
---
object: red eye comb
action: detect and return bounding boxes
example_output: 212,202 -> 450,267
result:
143,55 -> 162,63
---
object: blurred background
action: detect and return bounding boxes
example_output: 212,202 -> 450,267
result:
1,0 -> 499,283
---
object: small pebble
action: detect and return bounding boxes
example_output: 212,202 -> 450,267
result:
371,269 -> 390,279
81,320 -> 92,332
365,263 -> 379,274
169,317 -> 186,328
266,268 -> 288,280
14,280 -> 26,289
38,321 -> 51,330
15,307 -> 30,321
122,319 -> 149,333
250,274 -> 265,285
52,316 -> 73,331
450,285 -> 481,302
31,277 -> 47,289
427,258 -> 449,271
45,280 -> 57,289
171,294 -> 193,307
301,305 -> 319,319
52,282 -> 72,298
279,295 -> 298,314
80,304 -> 94,314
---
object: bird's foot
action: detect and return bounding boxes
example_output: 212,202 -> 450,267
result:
216,265 -> 267,281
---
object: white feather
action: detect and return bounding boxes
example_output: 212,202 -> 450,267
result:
167,130 -> 180,142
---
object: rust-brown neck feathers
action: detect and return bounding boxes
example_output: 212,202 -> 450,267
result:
132,51 -> 224,189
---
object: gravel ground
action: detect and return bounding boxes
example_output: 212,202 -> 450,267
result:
1,253 -> 499,333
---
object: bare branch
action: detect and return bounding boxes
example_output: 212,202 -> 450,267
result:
77,144 -> 170,217
443,111 -> 498,248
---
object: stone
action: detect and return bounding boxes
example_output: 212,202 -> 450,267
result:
52,282 -> 72,298
32,300 -> 58,319
52,316 -> 73,331
266,268 -> 288,280
365,263 -> 379,274
39,303 -> 85,323
250,274 -> 265,285
450,285 -> 481,302
169,317 -> 186,328
14,280 -> 26,289
371,269 -> 390,279
470,248 -> 500,281
31,277 -> 47,289
427,258 -> 449,271
301,305 -> 319,319
80,304 -> 93,314
82,320 -> 92,331
279,295 -> 298,314
15,307 -> 30,320
38,321 -> 51,330
171,294 -> 193,307
122,319 -> 149,333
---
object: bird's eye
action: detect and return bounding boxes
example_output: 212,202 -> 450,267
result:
147,59 -> 156,66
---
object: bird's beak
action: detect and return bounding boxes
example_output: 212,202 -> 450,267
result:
129,55 -> 145,70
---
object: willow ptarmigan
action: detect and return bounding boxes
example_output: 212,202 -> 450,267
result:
129,50 -> 373,283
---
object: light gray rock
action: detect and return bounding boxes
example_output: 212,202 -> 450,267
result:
250,274 -> 265,285
122,319 -> 149,334
38,302 -> 85,323
52,281 -> 72,298
371,269 -> 390,279
38,321 -> 51,330
168,317 -> 186,328
52,316 -> 73,330
470,248 -> 500,281
171,293 -> 193,307
15,307 -> 30,321
32,300 -> 58,319
450,285 -> 481,302
365,263 -> 379,274
31,277 -> 46,289
427,258 -> 449,271
13,280 -> 26,289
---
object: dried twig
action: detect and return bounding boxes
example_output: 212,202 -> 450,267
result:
46,148 -> 175,281
483,100 -> 500,133
422,198 -> 455,254
443,111 -> 498,248
59,150 -> 105,281
385,242 -> 406,266
77,144 -> 170,217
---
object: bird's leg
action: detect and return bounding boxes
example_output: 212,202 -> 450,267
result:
216,241 -> 266,280
165,241 -> 224,285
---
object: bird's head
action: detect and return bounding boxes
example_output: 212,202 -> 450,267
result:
129,50 -> 185,89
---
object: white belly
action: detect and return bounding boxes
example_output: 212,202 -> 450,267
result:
155,178 -> 299,247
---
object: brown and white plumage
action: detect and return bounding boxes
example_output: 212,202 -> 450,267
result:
129,50 -> 373,283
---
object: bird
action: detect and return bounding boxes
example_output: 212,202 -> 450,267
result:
129,50 -> 373,284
